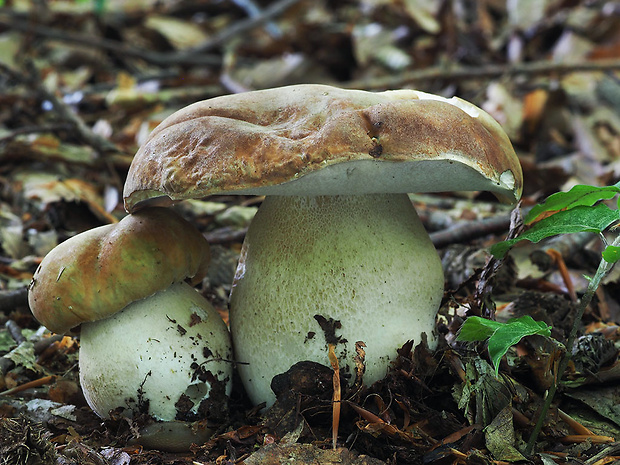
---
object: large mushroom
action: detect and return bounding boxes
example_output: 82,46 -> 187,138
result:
28,207 -> 233,450
123,84 -> 522,407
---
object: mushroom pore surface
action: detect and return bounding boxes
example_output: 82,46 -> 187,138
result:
79,282 -> 232,421
229,194 -> 444,407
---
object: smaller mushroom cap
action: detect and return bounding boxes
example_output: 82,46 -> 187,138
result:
28,207 -> 210,334
123,84 -> 523,211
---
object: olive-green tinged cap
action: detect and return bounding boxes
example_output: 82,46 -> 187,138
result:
28,207 -> 210,334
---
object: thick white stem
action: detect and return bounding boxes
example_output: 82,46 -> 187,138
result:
230,194 -> 444,407
79,282 -> 232,422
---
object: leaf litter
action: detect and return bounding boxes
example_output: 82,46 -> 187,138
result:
1,0 -> 620,463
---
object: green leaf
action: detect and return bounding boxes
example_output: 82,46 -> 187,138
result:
602,245 -> 620,263
491,203 -> 620,258
489,240 -> 514,260
457,316 -> 503,341
0,329 -> 17,353
487,316 -> 551,375
525,184 -> 620,224
458,316 -> 552,376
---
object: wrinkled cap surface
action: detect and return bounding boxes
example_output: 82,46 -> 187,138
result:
123,84 -> 522,212
28,207 -> 210,334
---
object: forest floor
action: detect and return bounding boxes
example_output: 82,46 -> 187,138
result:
1,1 -> 620,464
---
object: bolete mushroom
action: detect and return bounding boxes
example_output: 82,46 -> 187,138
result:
122,84 -> 522,407
28,207 -> 233,449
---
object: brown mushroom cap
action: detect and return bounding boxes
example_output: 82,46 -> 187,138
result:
123,84 -> 522,212
28,207 -> 210,334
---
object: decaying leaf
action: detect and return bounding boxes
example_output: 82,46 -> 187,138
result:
484,405 -> 527,462
144,15 -> 210,50
453,359 -> 513,426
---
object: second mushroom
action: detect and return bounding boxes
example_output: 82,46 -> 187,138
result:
28,207 -> 233,450
123,84 -> 523,407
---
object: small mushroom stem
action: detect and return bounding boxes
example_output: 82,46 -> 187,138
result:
229,193 -> 445,407
79,282 -> 232,422
132,420 -> 214,453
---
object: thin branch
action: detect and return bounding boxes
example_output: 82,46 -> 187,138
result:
0,375 -> 55,396
205,226 -> 248,244
231,0 -> 282,38
1,60 -> 120,155
0,123 -> 74,143
0,288 -> 29,314
472,205 -> 523,319
585,443 -> 620,465
0,0 -> 302,67
27,59 -> 119,154
0,14 -> 220,67
5,320 -> 25,344
430,213 -> 512,248
185,0 -> 303,54
343,58 -> 620,89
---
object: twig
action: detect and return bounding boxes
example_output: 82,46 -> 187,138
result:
545,249 -> 577,302
231,0 -> 282,38
33,334 -> 65,355
429,213 -> 512,248
343,58 -> 620,89
585,442 -> 620,464
205,226 -> 248,244
471,205 -> 523,319
185,0 -> 303,54
435,425 -> 476,447
0,287 -> 29,314
557,409 -> 593,436
5,320 -> 25,344
0,375 -> 55,396
559,434 -> 615,444
25,60 -> 119,154
0,0 -> 302,68
0,123 -> 74,143
1,60 -> 120,155
0,14 -> 221,67
37,336 -> 75,363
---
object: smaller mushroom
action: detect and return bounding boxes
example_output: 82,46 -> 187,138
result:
28,207 -> 232,451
